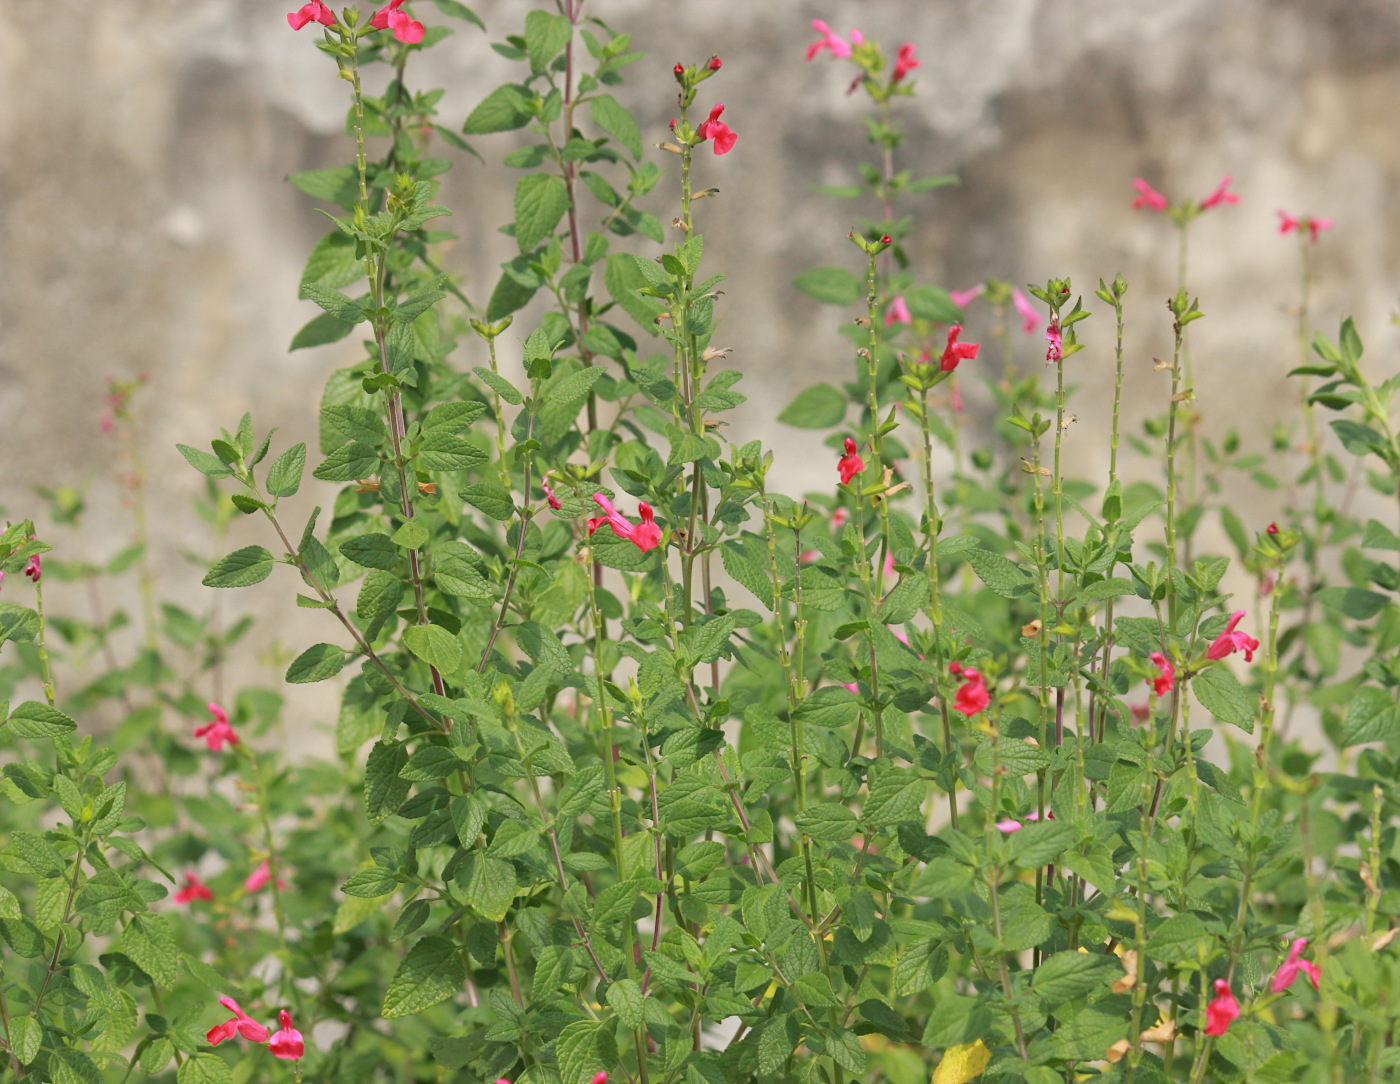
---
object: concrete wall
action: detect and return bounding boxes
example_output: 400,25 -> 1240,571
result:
4,0 -> 1398,731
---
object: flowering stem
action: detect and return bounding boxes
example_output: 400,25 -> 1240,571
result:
1165,302 -> 1185,632
32,576 -> 56,708
917,389 -> 958,828
1030,431 -> 1051,845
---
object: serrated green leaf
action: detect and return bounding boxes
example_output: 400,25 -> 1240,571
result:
202,547 -> 275,588
514,173 -> 570,252
266,442 -> 307,498
793,803 -> 858,842
285,643 -> 347,683
778,383 -> 847,429
590,93 -> 642,159
1192,665 -> 1255,733
403,625 -> 463,673
122,913 -> 178,987
366,741 -> 412,826
383,935 -> 465,1018
341,533 -> 399,570
6,701 -> 76,739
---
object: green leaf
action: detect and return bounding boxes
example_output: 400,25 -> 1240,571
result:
778,383 -> 847,429
793,803 -> 858,842
1030,951 -> 1121,1007
1192,665 -> 1255,733
383,935 -> 466,1018
557,765 -> 605,819
514,173 -> 571,252
299,281 -> 366,324
342,867 -> 399,898
6,701 -> 76,739
314,441 -> 378,482
419,432 -> 488,471
301,231 -> 364,290
459,852 -> 516,922
403,624 -> 463,673
400,747 -> 463,782
965,547 -> 1032,599
1362,519 -> 1400,552
823,1026 -> 866,1073
461,483 -> 515,522
391,520 -> 430,550
1007,820 -> 1075,869
288,165 -> 359,208
524,10 -> 572,73
473,365 -> 524,405
431,0 -> 484,28
285,643 -> 347,684
266,442 -> 307,498
341,533 -> 399,570
516,620 -> 572,677
202,547 -> 275,588
122,913 -> 178,987
9,1017 -> 41,1065
1317,586 -> 1389,621
863,770 -> 926,827
607,978 -> 646,1028
551,364 -> 607,406
463,83 -> 532,134
556,1020 -> 618,1084
589,94 -> 642,159
794,972 -> 839,1007
1342,685 -> 1400,745
794,267 -> 863,306
290,311 -> 356,351
1147,914 -> 1213,964
365,741 -> 412,826
902,285 -> 961,324
176,443 -> 234,479
178,1055 -> 232,1084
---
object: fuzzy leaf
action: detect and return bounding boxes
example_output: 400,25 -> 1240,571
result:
383,935 -> 466,1018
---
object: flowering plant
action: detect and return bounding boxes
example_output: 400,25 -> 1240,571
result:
2,6 -> 1399,1084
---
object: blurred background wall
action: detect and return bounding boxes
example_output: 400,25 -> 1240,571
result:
3,0 -> 1399,731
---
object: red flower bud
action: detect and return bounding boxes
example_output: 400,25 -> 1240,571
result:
1267,522 -> 1279,535
880,235 -> 892,244
709,56 -> 722,70
674,62 -> 685,75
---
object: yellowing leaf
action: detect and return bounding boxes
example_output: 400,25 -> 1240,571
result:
932,1039 -> 991,1084
1105,1039 -> 1131,1063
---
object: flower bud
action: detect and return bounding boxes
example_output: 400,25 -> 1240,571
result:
709,57 -> 722,70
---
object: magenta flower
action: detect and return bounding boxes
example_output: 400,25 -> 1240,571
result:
1206,610 -> 1259,663
1270,937 -> 1321,994
23,554 -> 40,584
590,1073 -> 609,1084
885,295 -> 912,327
842,682 -> 859,695
1131,178 -> 1169,212
1204,979 -> 1239,1036
806,19 -> 852,60
269,1010 -> 305,1060
287,1 -> 336,30
1148,652 -> 1174,697
630,503 -> 662,553
949,662 -> 990,717
586,493 -> 635,540
245,859 -> 286,894
370,0 -> 424,44
892,42 -> 920,82
1012,288 -> 1040,335
174,872 -> 214,905
1200,175 -> 1239,210
940,324 -> 980,372
696,104 -> 737,155
995,811 -> 1052,833
837,437 -> 865,485
709,56 -> 723,71
193,701 -> 239,752
207,998 -> 270,1046
830,507 -> 849,531
950,285 -> 984,309
542,478 -> 562,511
1045,319 -> 1063,365
1278,210 -> 1332,244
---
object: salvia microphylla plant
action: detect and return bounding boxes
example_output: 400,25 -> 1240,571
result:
5,6 -> 1400,1084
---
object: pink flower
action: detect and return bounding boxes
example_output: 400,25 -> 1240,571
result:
1045,319 -> 1062,365
883,551 -> 896,578
940,324 -> 980,372
589,1074 -> 608,1084
100,411 -> 115,435
1204,979 -> 1239,1036
892,42 -> 920,82
849,29 -> 864,47
806,19 -> 852,60
1207,610 -> 1259,663
842,682 -> 859,695
837,437 -> 865,485
1012,288 -> 1040,335
269,1010 -> 305,1060
244,860 -> 286,894
1278,210 -> 1331,244
1270,937 -> 1321,994
631,502 -> 662,553
950,285 -> 984,309
370,0 -> 424,44
995,811 -> 1052,833
1148,652 -> 1174,697
194,701 -> 239,752
1130,702 -> 1151,726
696,104 -> 737,155
587,494 -> 635,540
1131,178 -> 1169,212
885,295 -> 912,327
207,998 -> 270,1045
830,507 -> 849,531
800,550 -> 819,563
174,872 -> 214,905
287,1 -> 336,30
709,56 -> 723,71
1200,175 -> 1239,210
952,665 -> 990,716
542,478 -> 562,511
23,555 -> 40,584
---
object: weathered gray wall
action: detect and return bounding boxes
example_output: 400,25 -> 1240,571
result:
3,0 -> 1399,729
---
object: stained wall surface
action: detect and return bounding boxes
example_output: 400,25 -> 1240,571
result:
3,0 -> 1398,733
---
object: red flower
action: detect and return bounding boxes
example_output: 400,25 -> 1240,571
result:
885,295 -> 912,326
1200,175 -> 1239,210
708,56 -> 722,71
631,503 -> 662,553
1131,178 -> 1168,212
371,0 -> 424,44
590,1073 -> 609,1084
674,62 -> 685,75
940,324 -> 980,372
891,42 -> 920,82
696,104 -> 737,155
245,859 -> 287,894
1278,210 -> 1332,244
194,701 -> 239,752
1204,979 -> 1239,1036
23,554 -> 40,584
1206,610 -> 1258,662
269,1010 -> 305,1060
1267,521 -> 1279,535
806,19 -> 852,60
1148,652 -> 1174,697
586,493 -> 634,539
175,872 -> 214,905
1270,937 -> 1321,993
207,997 -> 270,1046
542,478 -> 562,511
952,665 -> 990,716
287,2 -> 336,30
837,437 -> 865,485
1045,319 -> 1063,364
